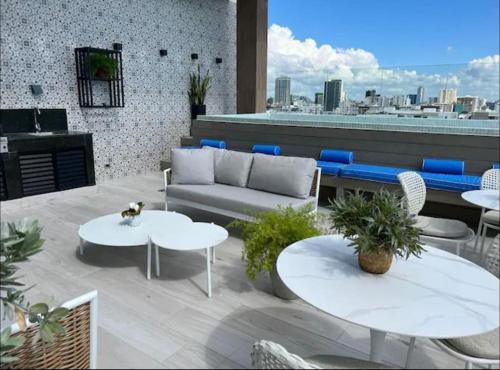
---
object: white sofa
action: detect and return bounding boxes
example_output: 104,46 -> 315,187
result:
163,148 -> 321,221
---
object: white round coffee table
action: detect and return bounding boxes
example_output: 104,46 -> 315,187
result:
150,223 -> 228,298
277,235 -> 500,363
78,210 -> 192,277
462,189 -> 500,211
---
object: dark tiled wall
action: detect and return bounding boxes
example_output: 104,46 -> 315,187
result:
0,0 -> 237,182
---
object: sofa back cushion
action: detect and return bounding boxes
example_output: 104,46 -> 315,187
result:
171,148 -> 215,185
247,154 -> 317,199
213,150 -> 254,187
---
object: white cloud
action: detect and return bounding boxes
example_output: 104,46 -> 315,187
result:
267,24 -> 499,101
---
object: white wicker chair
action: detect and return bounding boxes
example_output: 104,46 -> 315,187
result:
251,340 -> 388,369
398,171 -> 475,256
474,169 -> 500,257
405,237 -> 500,369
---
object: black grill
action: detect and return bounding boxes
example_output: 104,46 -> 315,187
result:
20,153 -> 57,196
56,150 -> 88,190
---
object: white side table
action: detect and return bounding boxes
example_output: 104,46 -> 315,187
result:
78,210 -> 192,278
150,222 -> 228,298
462,189 -> 500,211
277,235 -> 500,363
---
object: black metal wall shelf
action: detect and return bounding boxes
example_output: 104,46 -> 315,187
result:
74,47 -> 125,108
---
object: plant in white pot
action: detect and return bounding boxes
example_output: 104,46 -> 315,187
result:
230,206 -> 320,300
330,190 -> 425,274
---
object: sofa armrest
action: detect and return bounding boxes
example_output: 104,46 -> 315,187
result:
310,168 -> 322,212
163,168 -> 172,188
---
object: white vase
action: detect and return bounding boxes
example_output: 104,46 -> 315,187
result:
127,214 -> 142,227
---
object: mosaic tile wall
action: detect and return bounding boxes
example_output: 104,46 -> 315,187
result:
0,0 -> 237,182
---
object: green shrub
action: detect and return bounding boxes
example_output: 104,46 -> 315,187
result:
330,190 -> 424,259
230,206 -> 320,280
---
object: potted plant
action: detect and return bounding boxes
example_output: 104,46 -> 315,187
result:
0,218 -> 69,364
121,202 -> 145,227
188,65 -> 211,119
229,206 -> 320,300
88,53 -> 118,80
330,190 -> 424,274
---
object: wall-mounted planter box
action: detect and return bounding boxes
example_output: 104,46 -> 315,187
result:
74,47 -> 125,108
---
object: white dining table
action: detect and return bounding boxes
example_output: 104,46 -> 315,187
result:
462,189 -> 500,211
276,235 -> 500,363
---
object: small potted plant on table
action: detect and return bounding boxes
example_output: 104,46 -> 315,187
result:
230,206 -> 320,300
121,202 -> 145,227
188,65 -> 211,119
330,190 -> 424,274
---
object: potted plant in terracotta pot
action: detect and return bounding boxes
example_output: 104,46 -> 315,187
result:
229,206 -> 320,300
89,53 -> 118,80
330,190 -> 424,274
188,65 -> 211,119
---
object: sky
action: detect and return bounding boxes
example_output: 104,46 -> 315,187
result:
267,0 -> 500,101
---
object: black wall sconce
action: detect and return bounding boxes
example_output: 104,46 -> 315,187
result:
30,85 -> 43,96
191,53 -> 198,60
159,49 -> 168,57
113,43 -> 122,51
215,57 -> 223,64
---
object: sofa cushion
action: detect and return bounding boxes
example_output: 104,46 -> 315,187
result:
171,148 -> 214,185
167,183 -> 316,214
340,164 -> 408,184
252,144 -> 281,156
443,328 -> 499,359
247,154 -> 317,199
200,139 -> 226,149
317,161 -> 346,176
422,158 -> 464,175
213,150 -> 254,187
415,215 -> 470,239
319,149 -> 354,164
418,172 -> 481,192
484,210 -> 500,226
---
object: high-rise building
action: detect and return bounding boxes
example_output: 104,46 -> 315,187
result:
323,79 -> 343,111
416,86 -> 425,105
439,89 -> 457,104
314,93 -> 324,105
407,94 -> 417,105
274,76 -> 291,106
457,96 -> 480,113
365,90 -> 376,98
392,95 -> 410,106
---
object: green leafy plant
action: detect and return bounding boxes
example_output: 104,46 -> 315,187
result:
188,65 -> 211,106
89,53 -> 118,78
330,190 -> 425,259
229,206 -> 320,280
0,219 -> 69,364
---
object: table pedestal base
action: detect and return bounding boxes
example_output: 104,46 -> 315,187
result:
369,329 -> 387,363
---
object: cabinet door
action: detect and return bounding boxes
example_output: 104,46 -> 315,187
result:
0,161 -> 7,201
19,153 -> 57,196
55,149 -> 88,190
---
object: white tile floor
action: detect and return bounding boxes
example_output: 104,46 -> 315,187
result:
1,172 -> 497,369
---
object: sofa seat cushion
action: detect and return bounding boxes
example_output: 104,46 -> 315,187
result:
340,164 -> 408,184
415,215 -> 470,239
483,210 -> 500,226
419,172 -> 480,192
248,154 -> 317,199
306,355 -> 389,369
167,184 -> 316,215
317,161 -> 347,176
442,328 -> 499,359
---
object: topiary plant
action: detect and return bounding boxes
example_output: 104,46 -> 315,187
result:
229,206 -> 320,280
0,218 -> 69,364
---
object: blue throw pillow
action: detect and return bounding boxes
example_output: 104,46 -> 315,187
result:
422,158 -> 464,175
320,149 -> 354,164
